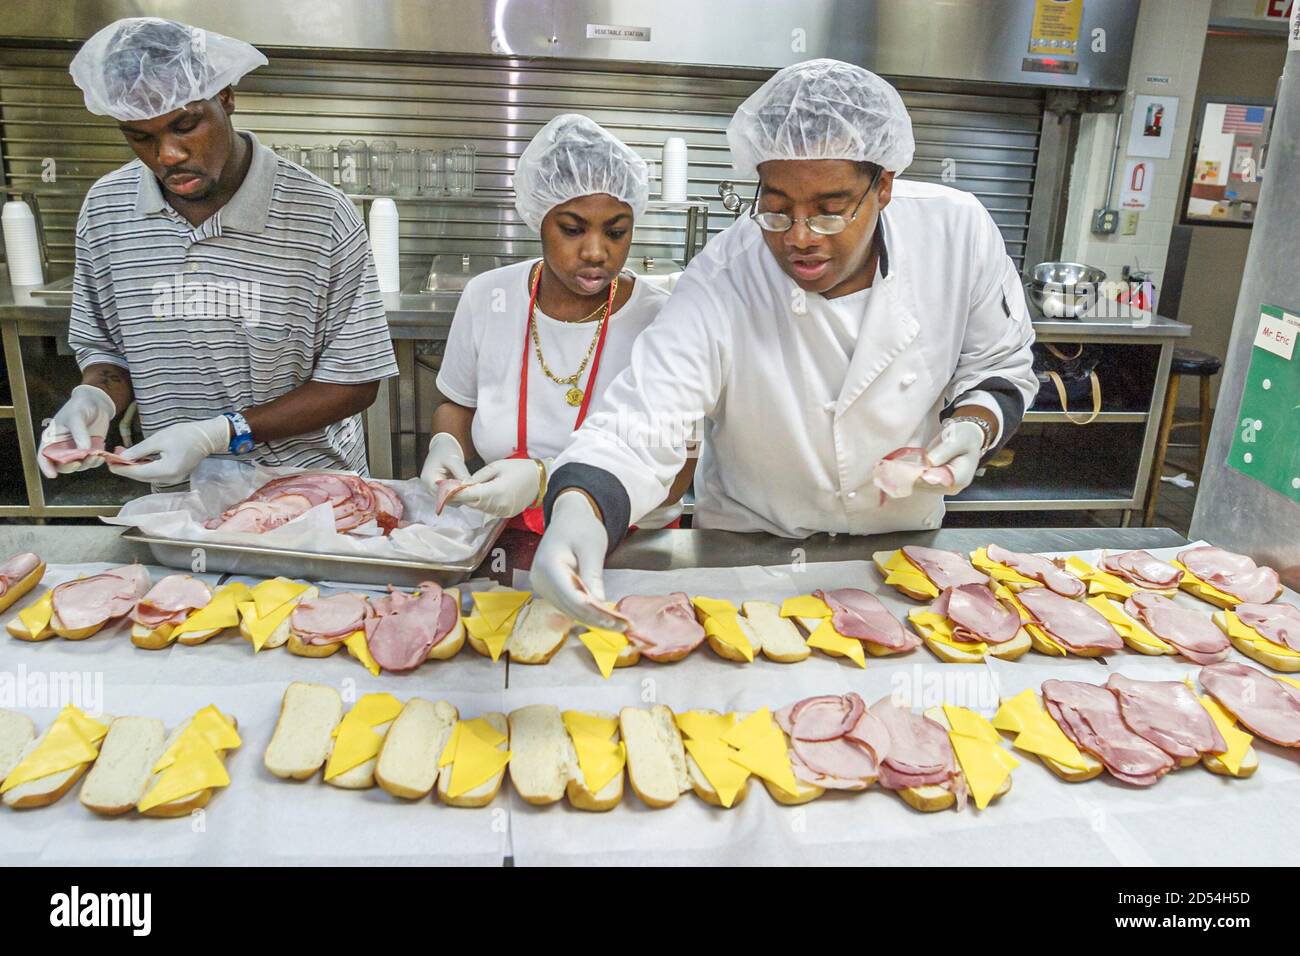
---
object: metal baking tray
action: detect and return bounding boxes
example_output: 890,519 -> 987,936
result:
118,519 -> 507,588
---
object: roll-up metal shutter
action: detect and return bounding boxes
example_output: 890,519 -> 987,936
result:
0,49 -> 1044,277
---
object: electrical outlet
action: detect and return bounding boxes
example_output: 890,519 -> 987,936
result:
1092,207 -> 1118,235
1121,210 -> 1140,236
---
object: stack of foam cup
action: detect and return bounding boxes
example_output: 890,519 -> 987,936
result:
660,137 -> 689,203
3,200 -> 45,287
367,198 -> 400,294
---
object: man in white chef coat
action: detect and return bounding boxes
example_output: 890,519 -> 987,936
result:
531,59 -> 1038,628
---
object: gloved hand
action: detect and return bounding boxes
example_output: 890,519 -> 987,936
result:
419,432 -> 471,493
531,490 -> 629,632
108,416 -> 230,485
37,384 -> 118,478
453,457 -> 550,518
920,420 -> 987,494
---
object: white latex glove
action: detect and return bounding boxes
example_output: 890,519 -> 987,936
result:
419,432 -> 471,493
37,384 -> 117,478
453,457 -> 550,519
920,420 -> 987,494
531,490 -> 629,632
108,416 -> 230,485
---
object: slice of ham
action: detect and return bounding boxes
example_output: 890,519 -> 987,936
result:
986,544 -> 1085,598
0,552 -> 41,596
1124,592 -> 1230,664
1200,661 -> 1300,746
1099,550 -> 1184,589
41,436 -> 144,467
815,588 -> 918,650
1236,602 -> 1300,651
930,584 -> 1022,644
868,697 -> 958,791
1106,673 -> 1226,760
365,582 -> 458,672
434,478 -> 467,515
1041,679 -> 1176,786
51,565 -> 152,632
1177,545 -> 1281,604
902,545 -> 987,590
130,575 -> 212,628
209,471 -> 395,536
872,447 -> 955,504
1018,587 -> 1123,652
369,481 -> 404,533
616,592 -> 705,661
774,694 -> 890,790
291,592 -> 373,646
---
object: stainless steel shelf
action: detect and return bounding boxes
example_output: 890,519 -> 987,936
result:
1023,410 -> 1148,424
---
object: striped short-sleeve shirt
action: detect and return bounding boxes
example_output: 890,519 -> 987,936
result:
68,131 -> 399,479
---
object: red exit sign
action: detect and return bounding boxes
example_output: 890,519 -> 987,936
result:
1259,0 -> 1293,19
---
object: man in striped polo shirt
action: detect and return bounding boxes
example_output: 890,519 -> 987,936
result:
39,17 -> 398,489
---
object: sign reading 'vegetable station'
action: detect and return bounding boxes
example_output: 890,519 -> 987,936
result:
1228,304 -> 1300,503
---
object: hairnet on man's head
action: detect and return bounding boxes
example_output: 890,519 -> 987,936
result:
69,17 -> 267,122
514,114 -> 649,232
727,58 -> 915,179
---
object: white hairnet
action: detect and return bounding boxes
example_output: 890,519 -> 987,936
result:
514,114 -> 649,231
727,58 -> 915,179
69,17 -> 267,122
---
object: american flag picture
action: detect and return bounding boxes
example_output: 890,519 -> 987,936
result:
1222,104 -> 1267,135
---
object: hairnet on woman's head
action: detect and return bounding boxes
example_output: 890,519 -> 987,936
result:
69,17 -> 268,122
727,58 -> 914,179
514,114 -> 650,231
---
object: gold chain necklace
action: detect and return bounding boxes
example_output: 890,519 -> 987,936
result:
529,263 -> 618,407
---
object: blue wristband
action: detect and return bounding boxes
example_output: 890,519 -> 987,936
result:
223,411 -> 254,455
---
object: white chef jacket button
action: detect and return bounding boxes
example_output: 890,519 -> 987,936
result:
823,401 -> 835,412
901,373 -> 917,387
846,491 -> 857,499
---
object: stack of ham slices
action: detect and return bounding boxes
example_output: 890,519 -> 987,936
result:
1124,592 -> 1229,663
365,582 -> 459,672
1018,587 -> 1123,654
617,593 -> 706,661
929,584 -> 1022,645
1200,661 -> 1300,746
1099,550 -> 1184,590
1041,676 -> 1226,785
871,448 -> 954,503
869,698 -> 964,803
816,588 -> 919,652
205,472 -> 404,535
1178,546 -> 1281,604
50,565 -> 152,636
0,552 -> 41,597
1234,603 -> 1300,651
985,544 -> 1085,597
290,593 -> 372,647
40,436 -> 143,468
774,693 -> 891,790
902,545 -> 988,589
129,575 -> 212,631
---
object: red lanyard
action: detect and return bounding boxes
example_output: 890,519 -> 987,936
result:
514,261 -> 617,458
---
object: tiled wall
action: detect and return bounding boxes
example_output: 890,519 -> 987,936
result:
1059,0 -> 1213,299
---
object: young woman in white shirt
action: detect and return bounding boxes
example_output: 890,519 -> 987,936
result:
421,114 -> 693,532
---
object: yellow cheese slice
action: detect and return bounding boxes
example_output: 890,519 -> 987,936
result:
350,692 -> 404,728
779,595 -> 831,618
443,723 -> 511,798
683,737 -> 750,808
1172,561 -> 1240,606
251,577 -> 309,617
674,711 -> 736,742
720,708 -> 800,797
692,596 -> 737,619
0,706 -> 108,793
1197,694 -> 1253,776
344,630 -> 381,676
992,691 -> 1090,770
804,619 -> 866,668
242,597 -> 298,652
171,585 -> 245,636
471,590 -> 532,631
463,613 -> 512,661
1223,611 -> 1300,660
153,705 -> 240,772
1274,674 -> 1300,691
137,737 -> 230,812
943,704 -> 1002,744
326,723 -> 384,780
1086,596 -> 1173,654
577,626 -> 628,679
562,711 -> 618,741
883,550 -> 940,598
693,597 -> 754,661
1064,556 -> 1138,599
567,729 -> 626,794
970,546 -> 1039,587
17,590 -> 53,636
949,732 -> 1019,810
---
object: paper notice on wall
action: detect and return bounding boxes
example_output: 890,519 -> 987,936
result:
1128,95 -> 1179,159
1029,0 -> 1082,55
1119,159 -> 1153,209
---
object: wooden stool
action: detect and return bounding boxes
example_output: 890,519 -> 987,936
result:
1143,348 -> 1222,526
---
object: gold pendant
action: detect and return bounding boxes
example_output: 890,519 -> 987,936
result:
565,386 -> 584,407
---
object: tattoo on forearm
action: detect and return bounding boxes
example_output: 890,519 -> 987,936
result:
84,366 -> 130,390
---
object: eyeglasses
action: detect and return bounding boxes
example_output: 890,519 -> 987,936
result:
749,167 -> 884,235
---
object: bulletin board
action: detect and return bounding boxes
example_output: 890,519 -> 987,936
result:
1182,96 -> 1275,227
1227,304 -> 1300,503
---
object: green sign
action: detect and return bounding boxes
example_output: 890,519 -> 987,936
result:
1227,304 -> 1300,503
